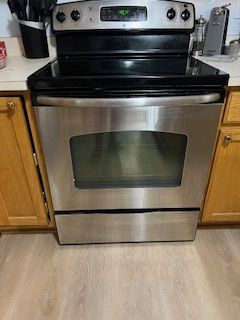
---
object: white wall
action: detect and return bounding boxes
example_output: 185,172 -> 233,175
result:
0,0 -> 240,37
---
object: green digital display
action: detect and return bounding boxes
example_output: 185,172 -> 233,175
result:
101,6 -> 147,21
118,9 -> 130,16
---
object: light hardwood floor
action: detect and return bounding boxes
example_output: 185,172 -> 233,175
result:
0,229 -> 240,320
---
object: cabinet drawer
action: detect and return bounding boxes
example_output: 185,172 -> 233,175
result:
223,91 -> 240,124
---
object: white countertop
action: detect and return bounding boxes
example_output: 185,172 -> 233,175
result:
0,54 -> 240,91
0,56 -> 54,91
196,56 -> 240,87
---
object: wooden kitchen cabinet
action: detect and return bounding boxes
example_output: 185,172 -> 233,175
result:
223,91 -> 240,124
201,89 -> 240,224
0,97 -> 49,227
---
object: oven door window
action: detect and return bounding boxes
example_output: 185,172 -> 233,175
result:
70,131 -> 187,189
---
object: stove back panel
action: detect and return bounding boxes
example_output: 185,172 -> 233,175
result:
56,33 -> 190,56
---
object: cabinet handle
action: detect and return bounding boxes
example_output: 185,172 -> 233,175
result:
7,101 -> 16,111
224,135 -> 232,143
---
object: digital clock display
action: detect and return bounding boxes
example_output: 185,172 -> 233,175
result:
100,6 -> 147,22
118,9 -> 130,16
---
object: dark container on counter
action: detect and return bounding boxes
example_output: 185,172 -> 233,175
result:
19,20 -> 49,59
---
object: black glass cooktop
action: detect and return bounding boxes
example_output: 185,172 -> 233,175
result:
28,56 -> 229,96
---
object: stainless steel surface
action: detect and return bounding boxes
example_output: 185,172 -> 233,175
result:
203,5 -> 229,56
216,3 -> 231,13
224,135 -> 232,142
37,93 -> 220,108
53,0 -> 194,31
35,97 -> 222,211
229,39 -> 240,58
56,210 -> 199,244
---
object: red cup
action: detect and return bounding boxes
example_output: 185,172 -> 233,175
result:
0,41 -> 7,57
0,51 -> 6,69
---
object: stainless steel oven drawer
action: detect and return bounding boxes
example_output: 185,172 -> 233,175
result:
55,210 -> 199,244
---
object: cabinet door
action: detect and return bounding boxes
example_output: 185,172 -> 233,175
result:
202,127 -> 240,223
0,97 -> 48,226
223,91 -> 240,124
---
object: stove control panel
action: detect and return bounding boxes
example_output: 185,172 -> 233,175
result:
53,0 -> 195,31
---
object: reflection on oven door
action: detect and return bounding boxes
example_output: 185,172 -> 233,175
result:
34,99 -> 221,211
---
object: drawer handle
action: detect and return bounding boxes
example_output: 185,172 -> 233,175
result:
224,135 -> 232,143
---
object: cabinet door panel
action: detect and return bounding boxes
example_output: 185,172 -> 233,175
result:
0,192 -> 8,225
223,92 -> 240,124
202,127 -> 240,223
0,97 -> 48,226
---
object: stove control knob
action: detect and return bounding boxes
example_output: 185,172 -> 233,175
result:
181,9 -> 191,21
71,9 -> 80,21
56,11 -> 66,23
167,8 -> 176,20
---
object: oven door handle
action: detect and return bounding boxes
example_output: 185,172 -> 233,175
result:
36,93 -> 221,108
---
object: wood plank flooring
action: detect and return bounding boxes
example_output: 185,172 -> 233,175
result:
0,229 -> 240,320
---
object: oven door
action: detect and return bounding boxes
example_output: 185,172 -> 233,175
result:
35,94 -> 222,211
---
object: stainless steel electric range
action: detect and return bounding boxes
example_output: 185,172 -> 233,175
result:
28,0 -> 229,244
